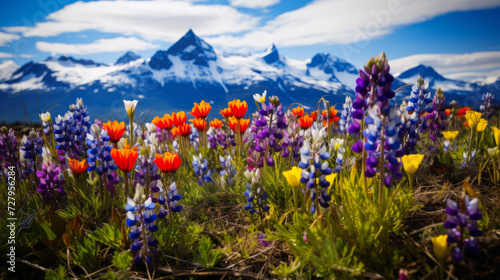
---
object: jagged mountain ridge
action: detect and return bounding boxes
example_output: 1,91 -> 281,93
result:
0,30 -> 493,122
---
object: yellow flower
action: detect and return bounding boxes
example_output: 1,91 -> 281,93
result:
283,166 -> 302,188
492,127 -> 500,146
465,111 -> 482,132
326,173 -> 338,191
401,154 -> 424,175
476,118 -> 488,132
431,235 -> 449,262
442,131 -> 459,142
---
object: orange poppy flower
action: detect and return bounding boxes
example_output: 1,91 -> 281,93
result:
152,114 -> 174,130
111,148 -> 138,173
171,123 -> 192,138
228,99 -> 248,119
291,106 -> 305,118
220,107 -> 233,118
190,100 -> 211,119
103,120 -> 126,143
68,158 -> 88,176
228,116 -> 250,133
154,152 -> 181,173
445,109 -> 451,116
190,118 -> 207,132
171,111 -> 187,126
457,107 -> 471,117
299,115 -> 313,130
310,110 -> 319,121
210,118 -> 222,129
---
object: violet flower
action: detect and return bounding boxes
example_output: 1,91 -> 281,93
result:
443,195 -> 482,262
0,127 -> 19,180
299,124 -> 332,213
125,187 -> 159,264
36,153 -> 66,202
247,99 -> 288,169
480,92 -> 494,120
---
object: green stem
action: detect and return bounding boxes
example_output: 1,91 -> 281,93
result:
379,118 -> 386,204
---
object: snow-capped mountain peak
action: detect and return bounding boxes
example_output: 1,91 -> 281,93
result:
396,64 -> 445,81
262,44 -> 281,65
115,51 -> 142,65
166,29 -> 216,67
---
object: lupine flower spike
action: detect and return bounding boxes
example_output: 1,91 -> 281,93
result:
125,186 -> 159,264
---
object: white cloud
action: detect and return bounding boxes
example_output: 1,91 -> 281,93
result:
0,52 -> 15,58
18,0 -> 258,42
444,69 -> 500,83
230,0 -> 280,9
0,32 -> 20,46
207,0 -> 500,49
36,37 -> 160,55
390,51 -> 500,74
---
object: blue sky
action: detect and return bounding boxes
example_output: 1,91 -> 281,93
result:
1,0 -> 500,81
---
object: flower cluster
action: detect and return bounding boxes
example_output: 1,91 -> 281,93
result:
426,88 -> 447,142
299,125 -> 332,213
219,155 -> 236,188
125,187 -> 159,264
339,96 -> 353,133
86,124 -> 119,194
444,195 -> 482,262
243,168 -> 270,215
358,106 -> 403,187
480,92 -> 494,120
247,98 -> 288,169
20,129 -> 43,179
0,127 -> 19,178
348,52 -> 395,134
192,153 -> 212,185
36,155 -> 66,202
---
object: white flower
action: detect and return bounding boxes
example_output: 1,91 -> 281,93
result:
91,124 -> 102,136
253,90 -> 267,104
39,112 -> 51,122
76,98 -> 84,109
488,147 -> 499,157
145,123 -> 156,133
123,100 -> 138,115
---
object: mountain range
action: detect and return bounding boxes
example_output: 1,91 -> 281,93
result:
0,29 -> 497,123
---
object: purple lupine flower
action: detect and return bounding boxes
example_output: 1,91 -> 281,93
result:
20,129 -> 43,179
219,155 -> 236,188
39,112 -> 52,136
283,111 -> 304,162
400,78 -> 431,155
426,88 -> 447,142
363,106 -> 403,187
125,187 -> 159,264
207,127 -> 228,149
53,113 -> 80,162
243,168 -> 270,216
339,96 -> 353,133
0,127 -> 19,181
71,98 -> 91,153
258,234 -> 269,247
86,124 -> 118,194
193,153 -> 212,185
36,156 -> 66,202
247,98 -> 288,170
480,92 -> 494,120
443,195 -> 482,261
299,124 -> 332,213
348,52 -> 395,147
133,153 -> 162,201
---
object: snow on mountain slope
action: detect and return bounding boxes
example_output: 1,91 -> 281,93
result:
0,60 -> 19,82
